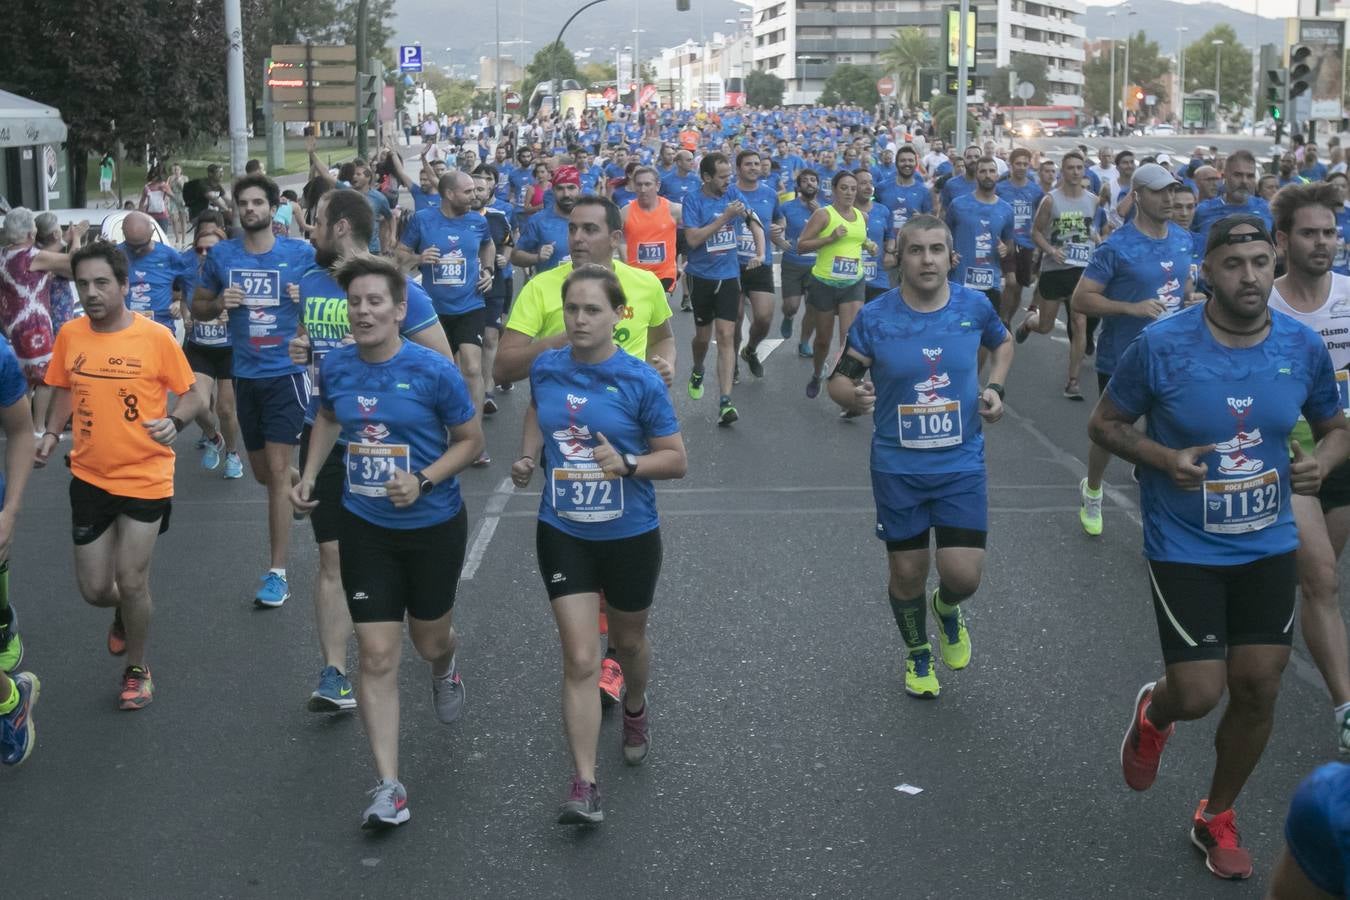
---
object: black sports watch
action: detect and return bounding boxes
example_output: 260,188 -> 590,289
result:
622,453 -> 639,477
985,382 -> 1005,400
415,471 -> 435,495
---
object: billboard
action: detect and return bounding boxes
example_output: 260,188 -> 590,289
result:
1286,17 -> 1345,120
945,9 -> 976,69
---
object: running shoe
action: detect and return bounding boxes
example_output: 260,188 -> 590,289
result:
741,345 -> 764,378
599,656 -> 624,707
223,452 -> 245,479
472,451 -> 491,468
1190,801 -> 1253,880
362,779 -> 410,830
718,402 -> 739,426
195,435 -> 209,450
255,572 -> 290,608
1120,681 -> 1174,791
1079,478 -> 1103,537
1014,320 -> 1032,344
622,699 -> 650,766
930,590 -> 971,670
0,671 -> 39,766
497,381 -> 514,393
688,370 -> 705,400
904,650 -> 940,698
200,434 -> 225,471
483,395 -> 498,416
1063,381 -> 1083,401
432,656 -> 465,724
0,606 -> 22,673
779,316 -> 793,340
118,665 -> 153,711
557,775 -> 603,825
308,665 -> 356,712
797,340 -> 812,359
680,294 -> 692,312
107,608 -> 127,656
1340,707 -> 1350,756
805,375 -> 821,399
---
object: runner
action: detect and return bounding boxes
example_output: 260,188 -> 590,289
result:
511,166 -> 579,275
1191,151 -> 1272,247
510,264 -> 687,825
396,170 -> 494,466
1266,762 -> 1350,896
0,328 -> 37,764
945,156 -> 1016,320
1071,163 -> 1195,536
996,148 -> 1045,326
192,174 -> 316,607
38,241 -> 204,709
853,169 -> 897,302
774,169 -> 821,357
474,166 -> 515,416
682,152 -> 760,425
827,213 -> 1012,698
1090,214 -> 1349,880
291,253 -> 483,830
1018,150 -> 1098,400
621,166 -> 680,296
798,170 -> 875,400
120,212 -> 188,341
732,150 -> 777,378
1265,182 -> 1350,754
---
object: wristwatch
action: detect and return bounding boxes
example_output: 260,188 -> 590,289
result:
415,471 -> 435,495
622,453 -> 639,477
985,382 -> 1006,400
168,415 -> 185,433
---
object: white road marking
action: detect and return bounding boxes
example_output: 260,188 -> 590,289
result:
461,476 -> 514,581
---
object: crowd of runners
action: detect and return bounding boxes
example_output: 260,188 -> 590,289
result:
0,101 -> 1348,889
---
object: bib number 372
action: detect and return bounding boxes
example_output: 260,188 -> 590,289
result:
552,466 -> 624,522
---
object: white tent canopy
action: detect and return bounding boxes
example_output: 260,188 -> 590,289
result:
0,90 -> 68,149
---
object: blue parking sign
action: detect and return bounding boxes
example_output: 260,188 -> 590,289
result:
399,45 -> 422,72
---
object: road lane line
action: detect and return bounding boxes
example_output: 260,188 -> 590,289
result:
462,476 -> 513,581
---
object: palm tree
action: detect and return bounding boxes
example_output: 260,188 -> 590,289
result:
880,27 -> 937,108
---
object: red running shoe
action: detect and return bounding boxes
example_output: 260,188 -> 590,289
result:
598,656 -> 624,707
118,665 -> 153,711
1190,801 -> 1253,880
1120,681 -> 1174,791
107,609 -> 127,657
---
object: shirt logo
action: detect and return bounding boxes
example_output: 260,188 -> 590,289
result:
566,393 -> 588,412
1215,396 -> 1263,476
357,395 -> 379,412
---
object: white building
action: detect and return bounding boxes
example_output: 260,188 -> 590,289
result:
748,0 -> 1084,107
652,31 -> 754,109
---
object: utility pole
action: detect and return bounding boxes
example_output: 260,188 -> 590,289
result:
495,0 -> 504,124
955,0 -> 970,151
224,0 -> 249,176
356,0 -> 370,157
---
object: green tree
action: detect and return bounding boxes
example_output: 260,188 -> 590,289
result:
521,42 -> 584,106
879,27 -> 937,108
745,70 -> 785,107
1082,30 -> 1170,120
1183,25 -> 1251,110
580,62 -> 616,85
819,64 -> 881,107
986,53 -> 1048,106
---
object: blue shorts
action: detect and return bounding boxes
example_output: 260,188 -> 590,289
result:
233,372 -> 308,452
872,469 -> 988,544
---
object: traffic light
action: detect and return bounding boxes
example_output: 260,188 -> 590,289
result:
1265,67 -> 1287,122
358,73 -> 379,127
1289,43 -> 1313,99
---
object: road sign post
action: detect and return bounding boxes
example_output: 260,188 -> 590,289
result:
399,45 -> 423,73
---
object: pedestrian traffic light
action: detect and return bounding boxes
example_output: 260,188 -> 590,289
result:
358,73 -> 379,126
1289,44 -> 1313,99
1265,67 -> 1287,122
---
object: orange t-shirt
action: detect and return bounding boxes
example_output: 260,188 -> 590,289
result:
679,129 -> 699,152
624,198 -> 677,283
46,315 -> 195,499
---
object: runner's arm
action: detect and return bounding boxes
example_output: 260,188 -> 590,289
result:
386,149 -> 414,190
0,395 -> 35,559
1030,195 -> 1057,257
492,329 -> 569,385
1070,276 -> 1150,318
30,249 -> 73,279
683,205 -> 735,248
516,403 -> 544,463
1310,414 -> 1350,481
35,388 -> 73,468
826,348 -> 874,415
645,321 -> 677,386
1088,394 -> 1173,472
794,207 -> 834,253
420,416 -> 485,486
631,431 -> 687,480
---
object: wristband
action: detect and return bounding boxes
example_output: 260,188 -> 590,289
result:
42,430 -> 60,441
169,415 -> 185,432
985,382 -> 1005,400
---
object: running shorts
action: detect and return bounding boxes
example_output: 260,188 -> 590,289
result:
535,520 -> 662,613
806,275 -> 864,312
688,275 -> 740,327
299,423 -> 346,544
864,285 -> 890,303
439,310 -> 486,352
872,469 -> 988,547
780,259 -> 815,299
70,476 -> 171,547
739,263 -> 775,295
1146,551 -> 1297,664
1038,267 -> 1083,302
233,372 -> 307,452
339,506 -> 468,623
185,342 -> 233,381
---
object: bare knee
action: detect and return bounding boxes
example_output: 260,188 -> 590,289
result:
562,646 -> 600,683
359,644 -> 400,679
1300,560 -> 1340,605
1227,669 -> 1285,713
1168,680 -> 1227,720
608,628 -> 646,658
409,625 -> 452,662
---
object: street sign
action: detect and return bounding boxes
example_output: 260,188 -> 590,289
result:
399,45 -> 423,73
876,76 -> 896,97
505,91 -> 522,109
1145,94 -> 1157,106
1016,81 -> 1035,100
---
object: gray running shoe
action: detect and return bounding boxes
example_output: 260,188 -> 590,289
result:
557,775 -> 603,825
432,655 -> 465,724
361,779 -> 409,829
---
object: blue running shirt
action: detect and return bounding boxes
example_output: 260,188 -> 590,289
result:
861,203 -> 895,291
1284,762 -> 1350,897
515,206 -> 571,273
846,284 -> 1009,476
121,242 -> 189,329
199,236 -> 316,379
779,199 -> 818,267
1191,196 -> 1273,249
682,189 -> 743,281
734,182 -> 779,267
400,208 -> 489,316
1108,305 -> 1340,565
995,179 -> 1045,250
881,179 -> 933,232
945,194 -> 1016,294
530,347 -> 680,540
318,341 -> 476,529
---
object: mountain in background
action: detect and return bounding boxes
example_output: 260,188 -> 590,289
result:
1082,0 -> 1286,50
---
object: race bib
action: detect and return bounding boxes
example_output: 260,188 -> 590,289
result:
1013,204 -> 1031,233
229,268 -> 281,307
1064,242 -> 1091,267
706,226 -> 737,254
551,466 -> 624,522
898,400 -> 963,449
637,242 -> 667,264
433,255 -> 467,286
964,267 -> 995,290
830,256 -> 860,279
1202,470 -> 1280,534
862,252 -> 878,282
345,443 -> 411,498
737,230 -> 758,259
1336,243 -> 1350,271
1338,369 -> 1350,415
193,321 -> 229,347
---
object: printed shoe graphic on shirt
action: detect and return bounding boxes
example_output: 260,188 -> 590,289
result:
357,423 -> 391,443
553,424 -> 596,462
1217,397 -> 1264,477
913,348 -> 953,405
248,309 -> 278,326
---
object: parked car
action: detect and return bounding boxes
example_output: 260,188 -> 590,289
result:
45,209 -> 170,246
1145,123 -> 1176,136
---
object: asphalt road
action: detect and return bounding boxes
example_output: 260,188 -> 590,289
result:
3,280 -> 1341,898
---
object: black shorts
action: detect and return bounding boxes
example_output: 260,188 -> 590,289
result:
536,520 -> 662,613
659,277 -> 676,293
338,506 -> 468,623
1097,371 -> 1112,394
1038,267 -> 1084,302
439,309 -> 486,351
1147,552 -> 1297,664
185,342 -> 233,381
780,259 -> 814,299
980,288 -> 1001,311
234,373 -> 308,452
70,476 -> 171,547
806,275 -> 865,312
1319,458 -> 1350,511
675,231 -> 689,258
1008,245 -> 1036,287
864,285 -> 890,302
739,263 -> 775,295
299,424 -> 346,544
483,294 -> 506,331
688,274 -> 741,326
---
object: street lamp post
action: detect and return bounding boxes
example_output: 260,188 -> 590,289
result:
1174,26 -> 1188,122
1121,8 -> 1136,131
551,0 -> 610,116
1107,11 -> 1116,133
1212,38 -> 1225,116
